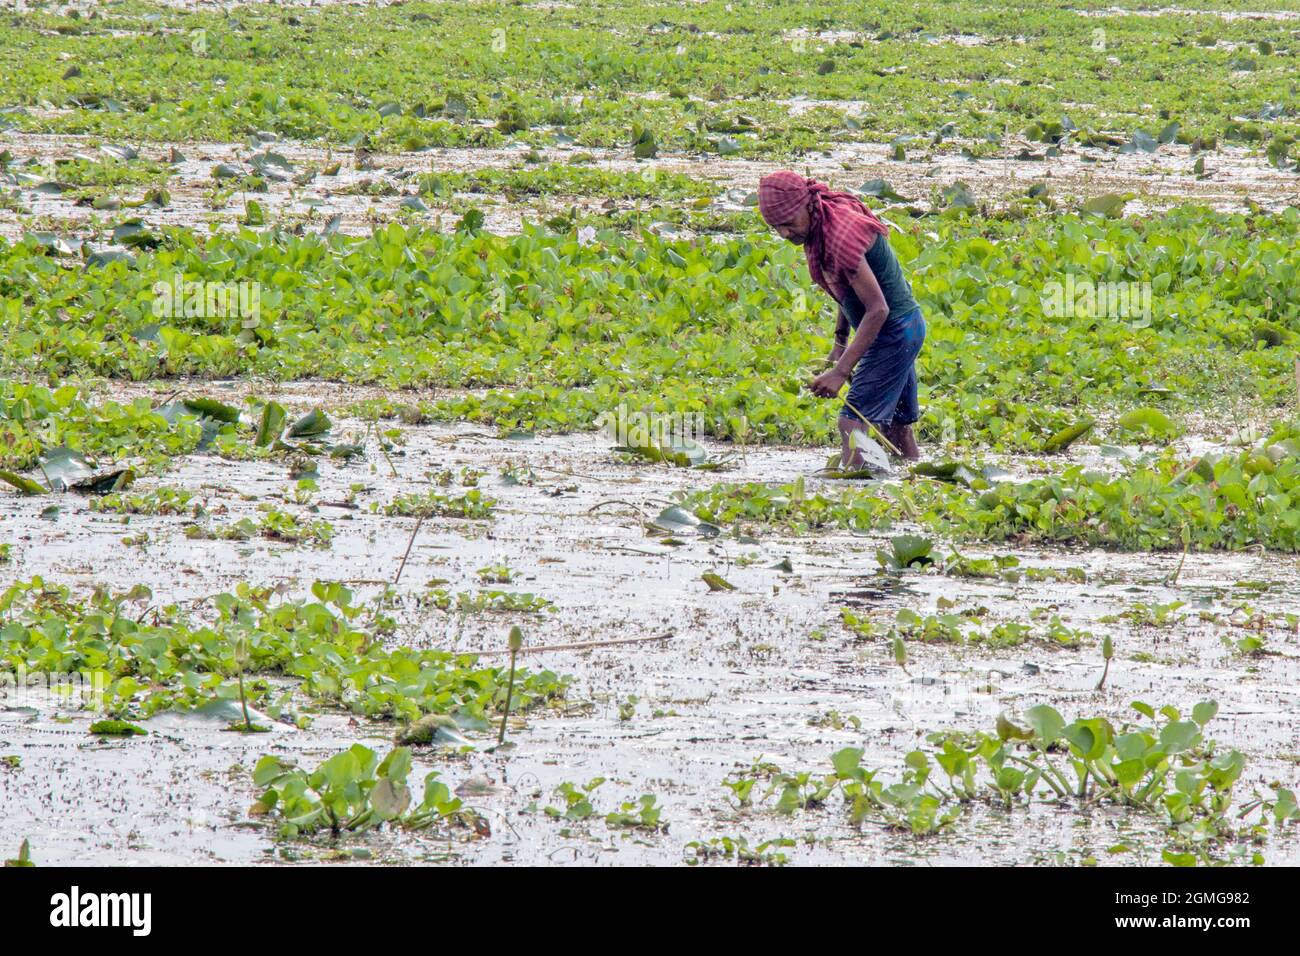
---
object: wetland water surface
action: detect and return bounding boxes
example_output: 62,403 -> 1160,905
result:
2,385 -> 1297,865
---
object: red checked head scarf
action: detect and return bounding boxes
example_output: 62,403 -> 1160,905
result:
758,171 -> 888,301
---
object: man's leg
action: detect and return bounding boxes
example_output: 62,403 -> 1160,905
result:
838,415 -> 869,469
884,423 -> 920,460
885,362 -> 921,460
840,316 -> 912,466
842,416 -> 912,467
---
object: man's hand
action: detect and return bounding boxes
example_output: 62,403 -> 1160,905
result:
809,367 -> 850,398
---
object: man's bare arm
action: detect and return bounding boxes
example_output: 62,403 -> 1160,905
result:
829,306 -> 850,362
833,258 -> 889,377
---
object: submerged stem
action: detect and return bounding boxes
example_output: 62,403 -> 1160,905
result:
238,669 -> 251,732
497,647 -> 518,746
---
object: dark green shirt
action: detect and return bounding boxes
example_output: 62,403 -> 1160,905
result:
861,233 -> 918,321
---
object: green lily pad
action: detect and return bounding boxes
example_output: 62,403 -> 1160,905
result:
619,432 -> 709,468
112,220 -> 159,249
942,181 -> 977,209
1117,407 -> 1177,438
631,124 -> 657,159
1024,704 -> 1065,747
287,408 -> 331,438
859,178 -> 912,203
910,459 -> 980,486
182,397 -> 241,424
1081,193 -> 1132,218
650,505 -> 721,537
89,720 -> 147,737
884,534 -> 934,569
38,446 -> 93,491
0,471 -> 47,495
256,400 -> 287,447
72,468 -> 134,495
1042,419 -> 1094,453
396,714 -> 469,747
1120,130 -> 1159,154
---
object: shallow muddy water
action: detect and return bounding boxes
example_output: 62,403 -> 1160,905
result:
1,383 -> 1297,865
2,126 -> 1295,246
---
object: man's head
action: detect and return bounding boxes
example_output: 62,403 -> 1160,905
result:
758,171 -> 814,245
770,204 -> 812,245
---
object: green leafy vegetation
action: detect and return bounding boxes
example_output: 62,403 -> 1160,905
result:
5,0 -> 1300,870
251,745 -> 465,839
684,422 -> 1300,552
541,778 -> 666,832
0,578 -> 568,722
2,206 -> 1298,456
184,508 -> 335,548
732,700 -> 1283,863
381,489 -> 496,520
90,485 -> 198,516
3,839 -> 35,868
2,2 -> 1297,155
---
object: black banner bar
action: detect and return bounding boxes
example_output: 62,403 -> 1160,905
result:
0,864 -> 1275,940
